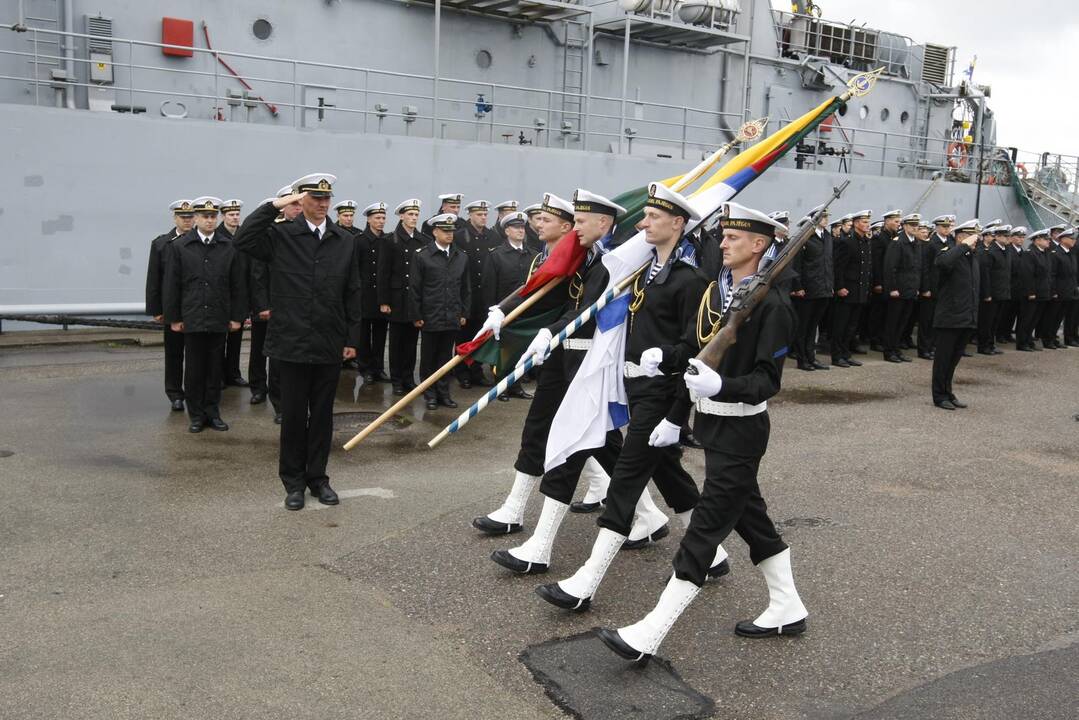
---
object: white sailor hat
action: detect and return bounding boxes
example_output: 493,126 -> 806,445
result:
797,204 -> 829,227
1029,228 -> 1050,239
829,215 -> 845,228
839,213 -> 854,223
767,210 -> 790,226
465,199 -> 490,213
984,218 -> 1002,229
645,182 -> 700,222
362,202 -> 387,217
881,209 -> 902,219
170,199 -> 195,215
996,224 -> 1012,234
437,193 -> 463,204
333,200 -> 357,215
276,184 -> 294,198
428,212 -> 458,232
919,222 -> 933,231
1010,226 -> 1028,236
292,173 -> 336,197
260,197 -> 276,206
522,203 -> 542,216
870,220 -> 883,230
932,214 -> 956,225
395,198 -> 422,214
953,219 -> 981,234
540,193 -> 574,223
719,202 -> 786,238
495,200 -> 518,212
1060,227 -> 1076,238
573,189 -> 626,218
191,196 -> 222,213
901,212 -> 921,225
220,199 -> 243,213
851,209 -> 872,220
1050,224 -> 1067,232
500,211 -> 528,229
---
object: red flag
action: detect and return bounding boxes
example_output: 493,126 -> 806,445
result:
518,230 -> 586,296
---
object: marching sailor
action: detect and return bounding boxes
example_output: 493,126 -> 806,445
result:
596,202 -> 808,662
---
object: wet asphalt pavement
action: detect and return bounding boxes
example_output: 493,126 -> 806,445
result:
0,334 -> 1076,719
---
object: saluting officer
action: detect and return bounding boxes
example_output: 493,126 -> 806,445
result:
379,199 -> 426,395
247,192 -> 293,423
410,213 -> 471,411
831,209 -> 873,367
163,197 -> 246,433
484,211 -> 539,401
917,214 -> 955,359
931,219 -> 981,410
455,199 -> 499,388
233,174 -> 362,511
881,213 -> 922,362
146,199 -> 195,411
358,202 -> 390,384
421,193 -> 468,237
597,202 -> 807,663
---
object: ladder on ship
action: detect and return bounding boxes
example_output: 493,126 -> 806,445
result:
18,0 -> 63,96
560,19 -> 587,141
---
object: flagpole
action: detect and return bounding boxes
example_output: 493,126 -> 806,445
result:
427,266 -> 647,449
342,276 -> 563,450
669,117 -> 767,192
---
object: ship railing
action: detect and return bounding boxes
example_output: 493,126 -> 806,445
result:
1012,150 -> 1079,205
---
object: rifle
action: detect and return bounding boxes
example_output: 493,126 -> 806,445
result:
694,180 -> 850,370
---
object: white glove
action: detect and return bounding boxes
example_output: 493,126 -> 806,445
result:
474,306 -> 505,341
684,358 -> 722,401
648,419 -> 681,448
520,328 -> 554,367
639,347 -> 663,377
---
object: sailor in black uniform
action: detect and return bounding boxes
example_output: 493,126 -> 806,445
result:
163,197 -> 246,433
522,202 -> 545,253
931,220 -> 981,410
866,209 -> 901,351
1052,227 -> 1078,346
146,199 -> 195,411
420,193 -> 468,237
831,209 -> 873,367
1016,229 -> 1050,351
358,202 -> 390,383
998,226 -> 1026,345
790,208 -> 832,371
233,173 -> 362,510
410,213 -> 470,410
917,214 -> 955,359
596,202 -> 807,662
483,211 -> 538,401
978,225 -> 1012,355
535,183 -> 727,612
491,200 -> 519,245
881,213 -> 922,362
455,199 -> 499,388
333,200 -> 361,369
379,199 -> 426,395
1041,229 -> 1065,349
216,199 -> 249,387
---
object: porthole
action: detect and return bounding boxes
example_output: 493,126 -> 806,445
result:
880,108 -> 890,122
859,105 -> 869,120
252,18 -> 273,41
476,49 -> 493,70
900,111 -> 910,125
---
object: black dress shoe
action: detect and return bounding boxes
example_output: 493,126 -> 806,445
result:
250,392 -> 266,405
917,353 -> 934,360
1016,345 -> 1034,352
897,353 -> 912,362
977,349 -> 994,356
491,549 -> 548,574
536,583 -> 591,611
458,379 -> 472,389
622,522 -> 669,550
273,413 -> 282,425
188,419 -> 205,433
509,388 -> 534,400
832,358 -> 851,368
225,376 -> 249,387
845,358 -> 863,367
170,398 -> 185,412
569,499 -> 604,513
392,385 -> 406,396
497,393 -> 511,402
950,398 -> 968,409
208,418 -> 229,432
810,361 -> 830,370
735,617 -> 807,638
596,627 -> 650,662
935,400 -> 957,410
796,361 -> 815,371
285,492 -> 305,511
438,397 -> 458,409
425,399 -> 438,410
707,558 -> 731,580
679,430 -> 703,449
884,354 -> 902,363
313,483 -> 339,505
472,516 -> 523,535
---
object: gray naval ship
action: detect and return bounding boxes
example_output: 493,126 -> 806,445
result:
1,3 -> 1077,720
2,0 -> 1078,319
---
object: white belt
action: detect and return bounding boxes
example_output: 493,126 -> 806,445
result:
694,398 -> 767,417
563,338 -> 592,351
623,361 -> 647,378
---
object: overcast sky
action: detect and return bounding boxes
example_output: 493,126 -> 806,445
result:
769,1 -> 1079,161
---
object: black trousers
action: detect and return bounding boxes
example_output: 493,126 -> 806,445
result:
976,300 -> 999,351
183,332 -> 226,421
163,324 -> 185,401
794,297 -> 828,364
277,360 -> 342,494
831,302 -> 863,361
248,320 -> 280,410
931,327 -> 972,404
1016,298 -> 1044,348
595,391 -> 701,536
1064,299 -> 1079,344
387,321 -> 419,387
359,317 -> 388,372
996,299 -> 1017,341
864,292 -> 886,344
1039,299 -> 1064,344
672,450 -> 787,587
516,347 -> 620,483
884,298 -> 914,354
222,325 -> 243,380
454,318 -> 486,384
917,297 -> 936,355
420,329 -> 456,401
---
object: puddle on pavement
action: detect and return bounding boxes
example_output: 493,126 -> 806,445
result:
775,387 -> 898,404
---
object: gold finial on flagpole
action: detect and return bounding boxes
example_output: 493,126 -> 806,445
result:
734,116 -> 768,144
843,67 -> 885,100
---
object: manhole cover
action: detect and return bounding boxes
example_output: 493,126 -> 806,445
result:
334,411 -> 410,434
0,450 -> 13,458
778,516 -> 835,529
520,631 -> 714,720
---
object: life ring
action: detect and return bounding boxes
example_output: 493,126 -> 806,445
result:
1016,162 -> 1028,179
946,142 -> 969,169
